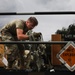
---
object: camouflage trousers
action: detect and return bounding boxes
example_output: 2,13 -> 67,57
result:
1,32 -> 24,69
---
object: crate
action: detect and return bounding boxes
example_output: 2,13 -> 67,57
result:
0,36 -> 5,67
51,34 -> 62,65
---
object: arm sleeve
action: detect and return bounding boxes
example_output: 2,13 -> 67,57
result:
16,20 -> 24,29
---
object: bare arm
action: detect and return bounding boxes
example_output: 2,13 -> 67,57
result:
16,28 -> 29,40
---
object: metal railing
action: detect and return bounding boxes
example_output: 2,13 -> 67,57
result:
0,41 -> 73,44
0,11 -> 75,15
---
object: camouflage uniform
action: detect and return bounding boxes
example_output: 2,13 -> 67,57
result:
0,19 -> 28,69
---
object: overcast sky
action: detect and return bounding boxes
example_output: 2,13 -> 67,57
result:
0,0 -> 75,41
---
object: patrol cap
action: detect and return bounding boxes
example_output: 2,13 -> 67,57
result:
28,17 -> 38,26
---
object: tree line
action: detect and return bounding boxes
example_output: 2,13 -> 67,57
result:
55,23 -> 75,41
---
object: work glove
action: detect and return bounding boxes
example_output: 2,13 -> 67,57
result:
33,32 -> 41,37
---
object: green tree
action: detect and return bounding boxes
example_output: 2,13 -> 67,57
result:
55,23 -> 75,40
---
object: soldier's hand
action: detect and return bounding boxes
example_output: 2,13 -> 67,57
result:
33,32 -> 41,37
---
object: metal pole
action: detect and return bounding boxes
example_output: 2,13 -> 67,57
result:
0,12 -> 75,15
0,41 -> 72,44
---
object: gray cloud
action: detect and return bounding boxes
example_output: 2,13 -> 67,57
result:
0,0 -> 17,12
0,0 -> 75,12
35,0 -> 72,11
